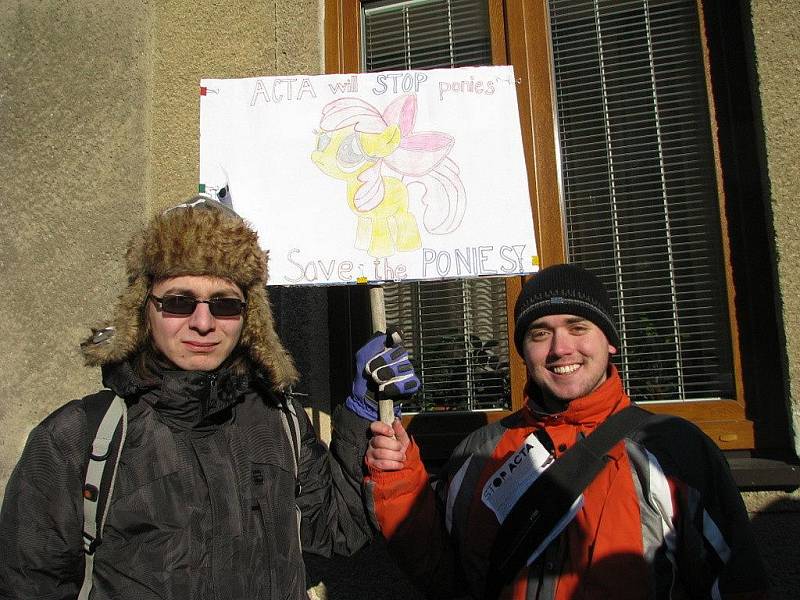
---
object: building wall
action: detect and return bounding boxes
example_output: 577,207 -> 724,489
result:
740,2 -> 800,597
750,0 -> 800,455
0,1 -> 153,487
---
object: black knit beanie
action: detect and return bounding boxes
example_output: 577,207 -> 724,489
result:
513,263 -> 620,355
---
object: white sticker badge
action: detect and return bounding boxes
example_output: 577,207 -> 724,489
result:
481,432 -> 584,565
481,432 -> 554,523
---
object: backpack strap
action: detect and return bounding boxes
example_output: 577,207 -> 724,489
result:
279,388 -> 302,496
79,391 -> 127,600
484,404 -> 652,599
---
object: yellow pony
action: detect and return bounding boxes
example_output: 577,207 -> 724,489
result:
311,95 -> 465,258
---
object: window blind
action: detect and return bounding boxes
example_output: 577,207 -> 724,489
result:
383,277 -> 511,412
363,0 -> 492,71
548,0 -> 734,401
362,0 -> 509,412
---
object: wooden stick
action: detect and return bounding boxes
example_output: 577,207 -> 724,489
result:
369,286 -> 394,425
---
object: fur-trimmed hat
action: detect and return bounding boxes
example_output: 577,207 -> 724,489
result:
513,263 -> 620,355
81,196 -> 298,389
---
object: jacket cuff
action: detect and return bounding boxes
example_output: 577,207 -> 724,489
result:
368,439 -> 428,492
330,404 -> 372,478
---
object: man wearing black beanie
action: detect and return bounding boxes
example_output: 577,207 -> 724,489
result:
511,263 -> 621,414
358,263 -> 767,600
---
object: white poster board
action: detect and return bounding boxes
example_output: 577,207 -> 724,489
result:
199,66 -> 538,286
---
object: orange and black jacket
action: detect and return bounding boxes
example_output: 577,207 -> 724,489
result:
366,366 -> 768,599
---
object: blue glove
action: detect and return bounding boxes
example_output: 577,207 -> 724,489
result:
345,330 -> 421,421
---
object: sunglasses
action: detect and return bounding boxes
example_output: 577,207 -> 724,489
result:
149,294 -> 246,317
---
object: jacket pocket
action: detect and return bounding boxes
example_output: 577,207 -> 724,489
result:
250,462 -> 304,600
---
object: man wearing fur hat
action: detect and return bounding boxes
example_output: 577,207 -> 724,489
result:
360,264 -> 767,599
0,197 -> 375,599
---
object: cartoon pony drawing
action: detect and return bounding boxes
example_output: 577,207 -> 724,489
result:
311,94 -> 466,258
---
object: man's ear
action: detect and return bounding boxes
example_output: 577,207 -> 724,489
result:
608,344 -> 618,355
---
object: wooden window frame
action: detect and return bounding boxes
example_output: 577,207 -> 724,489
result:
324,0 -> 757,451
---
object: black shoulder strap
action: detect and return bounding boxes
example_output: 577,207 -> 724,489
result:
82,390 -> 117,448
484,404 -> 652,599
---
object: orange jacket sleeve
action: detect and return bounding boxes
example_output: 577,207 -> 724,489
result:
366,440 -> 464,597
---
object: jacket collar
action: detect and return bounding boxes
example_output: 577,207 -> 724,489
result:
102,359 -> 252,430
524,364 -> 631,429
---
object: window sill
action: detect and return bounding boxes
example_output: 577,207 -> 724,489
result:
725,451 -> 800,491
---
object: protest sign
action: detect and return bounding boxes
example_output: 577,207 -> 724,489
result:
199,65 -> 538,285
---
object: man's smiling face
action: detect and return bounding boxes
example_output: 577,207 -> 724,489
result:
522,314 -> 617,411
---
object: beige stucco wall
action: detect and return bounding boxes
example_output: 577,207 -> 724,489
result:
0,1 -> 153,491
0,0 -> 324,494
750,0 -> 800,456
742,2 -> 800,597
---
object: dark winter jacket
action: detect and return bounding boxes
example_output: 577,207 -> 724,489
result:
0,360 -> 372,600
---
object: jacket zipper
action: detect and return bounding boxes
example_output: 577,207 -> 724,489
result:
208,374 -> 218,409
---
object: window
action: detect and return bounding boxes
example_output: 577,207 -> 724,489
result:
326,0 -> 775,451
384,277 -> 511,412
363,0 -> 492,71
550,0 -> 735,403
